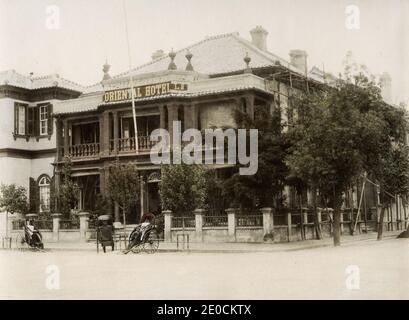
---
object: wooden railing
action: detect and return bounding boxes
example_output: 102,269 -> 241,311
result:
67,143 -> 100,158
110,136 -> 155,153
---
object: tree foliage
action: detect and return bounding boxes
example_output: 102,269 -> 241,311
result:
107,160 -> 140,224
286,59 -> 409,245
58,158 -> 80,218
0,184 -> 28,215
160,163 -> 206,215
222,105 -> 289,210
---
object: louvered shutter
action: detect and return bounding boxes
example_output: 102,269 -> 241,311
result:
14,103 -> 19,134
50,175 -> 56,212
47,104 -> 53,135
29,177 -> 39,213
24,105 -> 28,135
27,107 -> 35,136
33,106 -> 40,136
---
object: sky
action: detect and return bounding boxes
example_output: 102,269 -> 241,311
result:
0,0 -> 408,104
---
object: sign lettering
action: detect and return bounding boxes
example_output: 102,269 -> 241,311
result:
103,82 -> 188,103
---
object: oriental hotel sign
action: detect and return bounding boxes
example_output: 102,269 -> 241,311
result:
103,82 -> 188,103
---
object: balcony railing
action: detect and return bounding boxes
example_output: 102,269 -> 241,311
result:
110,136 -> 155,153
67,143 -> 100,158
60,136 -> 155,159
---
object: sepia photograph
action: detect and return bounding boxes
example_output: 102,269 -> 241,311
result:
0,0 -> 408,304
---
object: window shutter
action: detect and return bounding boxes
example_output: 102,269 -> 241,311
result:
27,107 -> 34,136
29,177 -> 39,213
14,103 -> 19,134
24,105 -> 28,135
47,104 -> 53,135
50,175 -> 56,212
33,106 -> 40,136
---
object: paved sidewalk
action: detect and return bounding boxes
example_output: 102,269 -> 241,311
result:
39,230 -> 404,253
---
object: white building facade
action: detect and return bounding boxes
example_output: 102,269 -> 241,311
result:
0,70 -> 82,236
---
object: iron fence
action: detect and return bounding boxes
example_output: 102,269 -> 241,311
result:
12,220 -> 25,230
171,216 -> 195,229
203,215 -> 228,227
59,220 -> 79,230
35,220 -> 53,230
236,215 -> 263,227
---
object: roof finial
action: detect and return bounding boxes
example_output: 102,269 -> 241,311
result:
243,52 -> 252,74
168,49 -> 177,70
185,50 -> 194,71
102,60 -> 111,81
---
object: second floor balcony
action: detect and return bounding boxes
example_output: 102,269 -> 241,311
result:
61,135 -> 155,159
110,136 -> 155,154
59,114 -> 160,160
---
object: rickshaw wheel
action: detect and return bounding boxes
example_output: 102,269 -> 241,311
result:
130,243 -> 143,254
143,229 -> 160,254
16,233 -> 27,250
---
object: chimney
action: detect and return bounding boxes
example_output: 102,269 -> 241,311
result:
289,49 -> 308,73
151,49 -> 166,61
380,72 -> 392,104
250,26 -> 268,51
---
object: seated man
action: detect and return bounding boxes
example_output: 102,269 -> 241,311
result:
128,212 -> 155,247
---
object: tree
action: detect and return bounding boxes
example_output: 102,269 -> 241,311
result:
0,184 -> 28,237
107,160 -> 140,225
287,76 -> 388,246
160,163 -> 206,215
375,143 -> 409,240
222,104 -> 289,212
340,69 -> 409,241
57,158 -> 80,219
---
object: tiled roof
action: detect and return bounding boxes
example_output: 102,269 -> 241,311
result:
82,32 -> 326,94
113,32 -> 295,80
0,69 -> 84,92
54,93 -> 103,115
55,31 -> 329,115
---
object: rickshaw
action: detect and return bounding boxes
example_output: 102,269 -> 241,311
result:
16,220 -> 44,251
96,215 -> 115,253
124,214 -> 160,254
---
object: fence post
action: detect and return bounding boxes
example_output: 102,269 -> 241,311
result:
226,208 -> 237,242
193,208 -> 205,242
51,213 -> 62,242
303,208 -> 308,225
317,207 -> 322,232
340,209 -> 344,234
78,211 -> 90,241
260,207 -> 274,241
287,210 -> 292,242
163,210 -> 172,242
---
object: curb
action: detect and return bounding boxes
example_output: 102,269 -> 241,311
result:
3,232 -> 403,254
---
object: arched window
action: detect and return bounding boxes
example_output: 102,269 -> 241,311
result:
38,176 -> 51,212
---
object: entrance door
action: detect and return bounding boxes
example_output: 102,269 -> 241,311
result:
148,182 -> 160,215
